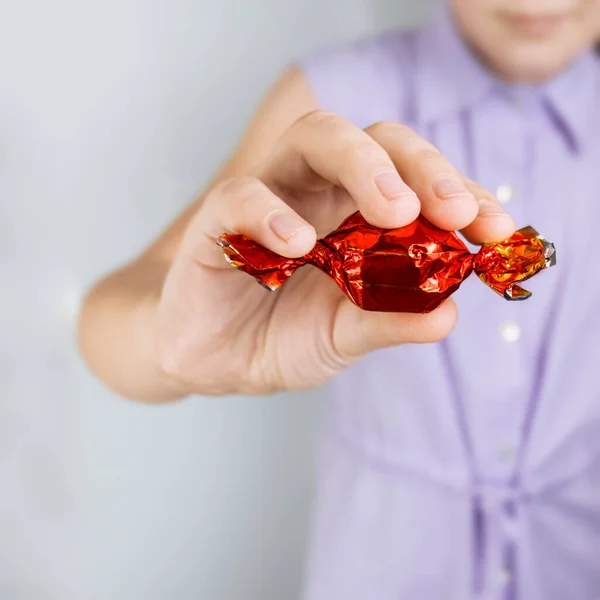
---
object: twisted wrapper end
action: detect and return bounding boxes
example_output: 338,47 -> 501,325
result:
475,225 -> 557,302
216,235 -> 306,291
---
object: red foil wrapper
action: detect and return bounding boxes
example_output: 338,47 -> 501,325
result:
217,211 -> 556,313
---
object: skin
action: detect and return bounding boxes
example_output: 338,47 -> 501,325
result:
78,0 -> 599,402
452,0 -> 600,83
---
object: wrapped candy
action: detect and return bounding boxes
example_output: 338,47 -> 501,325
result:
217,211 -> 556,314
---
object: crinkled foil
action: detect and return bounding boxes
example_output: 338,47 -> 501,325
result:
218,211 -> 556,313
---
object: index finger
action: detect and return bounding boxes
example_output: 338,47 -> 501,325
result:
256,110 -> 421,229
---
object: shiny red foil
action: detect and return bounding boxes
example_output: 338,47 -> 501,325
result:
217,211 -> 556,313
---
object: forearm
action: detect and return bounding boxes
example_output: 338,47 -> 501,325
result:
78,259 -> 188,403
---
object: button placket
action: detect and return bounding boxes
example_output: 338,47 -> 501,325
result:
472,483 -> 524,600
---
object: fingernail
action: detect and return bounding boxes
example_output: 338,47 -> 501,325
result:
433,175 -> 470,200
269,212 -> 309,242
478,198 -> 506,217
375,169 -> 415,200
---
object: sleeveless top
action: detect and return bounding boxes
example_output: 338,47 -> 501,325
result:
298,7 -> 600,600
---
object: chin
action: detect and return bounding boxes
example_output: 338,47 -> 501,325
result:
493,46 -> 582,84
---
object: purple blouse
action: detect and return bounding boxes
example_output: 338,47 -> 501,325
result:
299,7 -> 600,600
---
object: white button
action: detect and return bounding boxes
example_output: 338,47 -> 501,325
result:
499,320 -> 520,343
496,184 -> 514,205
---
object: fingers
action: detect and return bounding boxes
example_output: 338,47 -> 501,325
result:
333,298 -> 458,359
366,121 -> 516,242
460,178 -> 515,244
189,116 -> 514,277
365,122 -> 480,231
258,113 -> 510,244
257,110 -> 421,229
184,176 -> 317,269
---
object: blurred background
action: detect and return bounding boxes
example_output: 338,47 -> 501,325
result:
0,1 -> 435,598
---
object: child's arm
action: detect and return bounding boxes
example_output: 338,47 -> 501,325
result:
78,69 -> 514,403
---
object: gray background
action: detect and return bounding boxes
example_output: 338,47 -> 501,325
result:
0,1 -> 433,598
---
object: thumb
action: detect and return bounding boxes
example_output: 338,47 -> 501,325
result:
333,299 -> 458,359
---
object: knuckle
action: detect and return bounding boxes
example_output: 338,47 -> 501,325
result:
208,176 -> 269,232
237,182 -> 266,214
216,175 -> 261,200
365,120 -> 391,138
367,120 -> 413,141
343,139 -> 384,169
297,109 -> 339,130
368,121 -> 444,159
218,176 -> 266,214
414,147 -> 443,165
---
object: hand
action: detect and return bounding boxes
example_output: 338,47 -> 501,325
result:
156,111 -> 514,395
